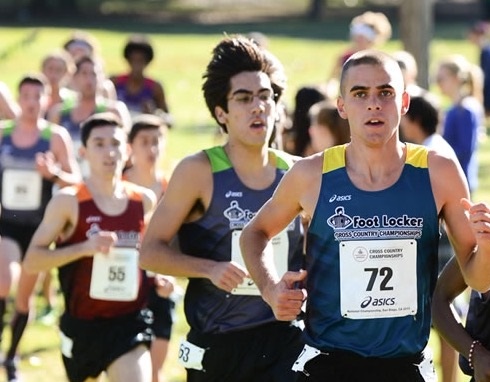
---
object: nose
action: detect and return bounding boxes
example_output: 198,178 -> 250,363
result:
367,95 -> 381,110
251,97 -> 267,113
107,146 -> 117,157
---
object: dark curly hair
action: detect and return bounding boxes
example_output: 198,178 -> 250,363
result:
123,34 -> 154,64
202,35 -> 286,133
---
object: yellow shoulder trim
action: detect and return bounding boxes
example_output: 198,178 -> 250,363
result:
405,143 -> 428,168
322,144 -> 347,173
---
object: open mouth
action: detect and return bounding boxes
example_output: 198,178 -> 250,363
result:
366,119 -> 384,127
250,120 -> 266,129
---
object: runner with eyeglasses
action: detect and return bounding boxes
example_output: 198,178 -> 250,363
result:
139,35 -> 305,382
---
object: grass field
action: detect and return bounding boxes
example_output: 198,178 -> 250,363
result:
0,14 -> 486,382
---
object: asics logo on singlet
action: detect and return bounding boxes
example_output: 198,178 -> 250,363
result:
225,190 -> 243,198
360,296 -> 396,308
329,194 -> 351,203
86,215 -> 102,223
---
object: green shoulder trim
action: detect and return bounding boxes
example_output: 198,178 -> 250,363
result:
204,146 -> 232,173
0,121 -> 52,139
269,148 -> 294,170
405,143 -> 428,168
60,97 -> 76,114
1,120 -> 15,136
40,123 -> 53,140
95,101 -> 108,113
322,144 -> 346,174
205,147 -> 296,172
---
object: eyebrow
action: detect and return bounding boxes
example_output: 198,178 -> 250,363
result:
230,87 -> 271,95
349,84 -> 394,93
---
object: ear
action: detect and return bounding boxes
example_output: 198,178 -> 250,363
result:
215,105 -> 228,125
400,91 -> 410,115
78,145 -> 86,159
337,96 -> 348,120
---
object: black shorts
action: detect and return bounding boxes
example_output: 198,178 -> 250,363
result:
59,309 -> 153,382
186,321 -> 304,382
297,349 -> 434,382
0,221 -> 38,259
147,287 -> 175,340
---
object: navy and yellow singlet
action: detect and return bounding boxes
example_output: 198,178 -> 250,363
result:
305,143 -> 439,357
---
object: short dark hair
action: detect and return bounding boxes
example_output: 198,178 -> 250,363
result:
123,35 -> 154,64
18,73 -> 49,93
404,94 -> 439,136
340,50 -> 403,96
202,35 -> 286,132
74,55 -> 97,75
80,112 -> 124,146
128,113 -> 167,143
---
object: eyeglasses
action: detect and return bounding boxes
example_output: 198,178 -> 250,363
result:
228,89 -> 275,105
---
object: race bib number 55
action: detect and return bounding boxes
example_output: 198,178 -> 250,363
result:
90,247 -> 139,301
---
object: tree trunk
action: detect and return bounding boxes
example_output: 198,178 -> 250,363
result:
480,0 -> 490,20
307,0 -> 325,20
399,0 -> 434,89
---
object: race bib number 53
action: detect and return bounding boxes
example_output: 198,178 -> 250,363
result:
178,339 -> 205,370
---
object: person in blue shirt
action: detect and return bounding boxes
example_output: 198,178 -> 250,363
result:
468,21 -> 490,117
435,54 -> 485,195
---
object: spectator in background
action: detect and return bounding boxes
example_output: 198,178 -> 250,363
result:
247,31 -> 270,49
111,35 -> 171,123
435,54 -> 485,195
468,21 -> 490,117
308,99 -> 350,153
325,11 -> 392,99
40,50 -> 76,117
400,94 -> 451,155
62,30 -> 117,101
47,55 -> 131,177
284,85 -> 328,157
392,50 -> 427,97
400,94 -> 462,382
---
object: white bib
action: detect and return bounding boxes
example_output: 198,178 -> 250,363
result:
339,239 -> 417,319
178,339 -> 206,371
2,169 -> 42,210
89,247 -> 139,301
231,228 -> 289,295
292,344 -> 321,373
